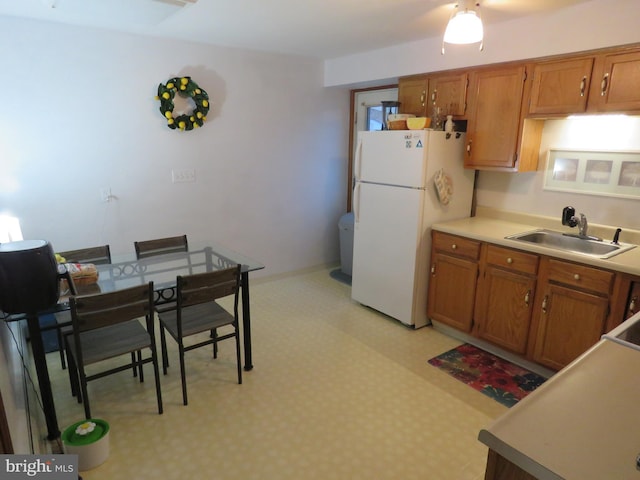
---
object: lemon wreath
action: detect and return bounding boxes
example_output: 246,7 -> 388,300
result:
156,76 -> 209,131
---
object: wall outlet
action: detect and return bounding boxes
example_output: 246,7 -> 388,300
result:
172,169 -> 196,183
100,187 -> 112,202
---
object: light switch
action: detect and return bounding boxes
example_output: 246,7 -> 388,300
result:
172,169 -> 196,183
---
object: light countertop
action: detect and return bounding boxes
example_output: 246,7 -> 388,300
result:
431,212 -> 640,277
478,337 -> 640,479
454,209 -> 640,478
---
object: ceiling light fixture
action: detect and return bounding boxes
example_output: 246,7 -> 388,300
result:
442,1 -> 484,55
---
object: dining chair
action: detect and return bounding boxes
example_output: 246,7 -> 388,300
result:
134,235 -> 189,313
59,245 -> 112,265
158,265 -> 242,406
65,282 -> 163,419
54,245 -> 112,369
134,235 -> 188,259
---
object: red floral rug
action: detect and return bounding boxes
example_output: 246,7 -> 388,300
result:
428,344 -> 547,407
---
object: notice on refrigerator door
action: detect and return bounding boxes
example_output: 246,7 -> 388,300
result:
404,132 -> 424,149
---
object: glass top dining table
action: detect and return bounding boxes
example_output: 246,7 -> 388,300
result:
10,242 -> 264,441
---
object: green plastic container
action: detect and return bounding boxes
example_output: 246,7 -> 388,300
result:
62,419 -> 110,471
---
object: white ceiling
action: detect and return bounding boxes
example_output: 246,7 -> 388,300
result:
0,0 -> 595,59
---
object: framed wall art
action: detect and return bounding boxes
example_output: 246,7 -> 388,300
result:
544,149 -> 640,199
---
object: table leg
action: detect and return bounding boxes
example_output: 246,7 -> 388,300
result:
241,271 -> 253,371
26,314 -> 60,440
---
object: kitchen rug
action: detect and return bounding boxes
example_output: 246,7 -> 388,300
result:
428,343 -> 547,407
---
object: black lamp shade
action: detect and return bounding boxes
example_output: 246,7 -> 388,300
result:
0,240 -> 60,314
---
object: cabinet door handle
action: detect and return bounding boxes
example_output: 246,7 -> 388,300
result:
573,273 -> 580,281
431,264 -> 436,275
466,141 -> 472,156
630,295 -> 637,313
580,76 -> 586,97
420,90 -> 426,107
451,244 -> 457,250
431,89 -> 437,103
506,257 -> 513,264
600,73 -> 609,96
542,295 -> 548,314
524,289 -> 531,306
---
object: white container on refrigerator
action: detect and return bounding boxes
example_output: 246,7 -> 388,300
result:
351,130 -> 474,327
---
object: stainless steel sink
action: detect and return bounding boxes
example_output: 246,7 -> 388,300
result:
603,312 -> 640,351
505,229 -> 636,259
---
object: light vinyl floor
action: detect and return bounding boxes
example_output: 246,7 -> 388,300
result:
47,267 -> 507,479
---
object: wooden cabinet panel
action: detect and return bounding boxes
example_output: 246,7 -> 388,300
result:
427,72 -> 468,119
427,231 -> 625,371
398,75 -> 428,117
428,251 -> 478,332
464,65 -> 528,170
432,232 -> 480,260
528,57 -> 594,115
476,245 -> 539,354
484,449 -> 538,480
529,48 -> 640,115
485,245 -> 538,275
428,232 -> 480,332
625,281 -> 640,319
476,265 -> 536,354
589,50 -> 640,112
531,282 -> 609,370
546,259 -> 614,294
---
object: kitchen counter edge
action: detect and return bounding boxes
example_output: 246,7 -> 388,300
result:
431,216 -> 640,276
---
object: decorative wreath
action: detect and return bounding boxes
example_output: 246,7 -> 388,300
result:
156,76 -> 209,131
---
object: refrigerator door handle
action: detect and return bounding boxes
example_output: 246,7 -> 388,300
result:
353,182 -> 361,224
354,137 -> 363,182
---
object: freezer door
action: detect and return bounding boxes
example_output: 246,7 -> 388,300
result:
355,130 -> 428,188
351,181 -> 423,325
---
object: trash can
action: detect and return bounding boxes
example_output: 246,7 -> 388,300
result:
338,212 -> 354,276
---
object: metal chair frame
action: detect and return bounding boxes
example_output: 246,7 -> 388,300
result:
158,265 -> 242,406
55,245 -> 112,369
66,282 -> 163,419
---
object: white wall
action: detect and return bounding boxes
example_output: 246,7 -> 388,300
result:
325,0 -> 640,87
0,17 -> 350,278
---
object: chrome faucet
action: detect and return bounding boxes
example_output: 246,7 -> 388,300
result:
576,213 -> 588,237
561,206 -> 592,238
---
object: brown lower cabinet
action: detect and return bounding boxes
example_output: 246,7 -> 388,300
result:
427,233 -> 480,333
428,230 -> 637,371
474,245 -> 538,354
529,259 -> 613,370
484,450 -> 537,480
625,281 -> 640,318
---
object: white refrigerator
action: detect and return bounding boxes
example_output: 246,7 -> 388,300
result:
351,130 -> 475,328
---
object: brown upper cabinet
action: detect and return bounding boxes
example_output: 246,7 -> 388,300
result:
427,72 -> 468,119
588,49 -> 640,113
528,57 -> 594,115
397,43 -> 640,172
529,47 -> 640,115
464,64 -> 543,172
398,75 -> 428,117
398,72 -> 468,119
